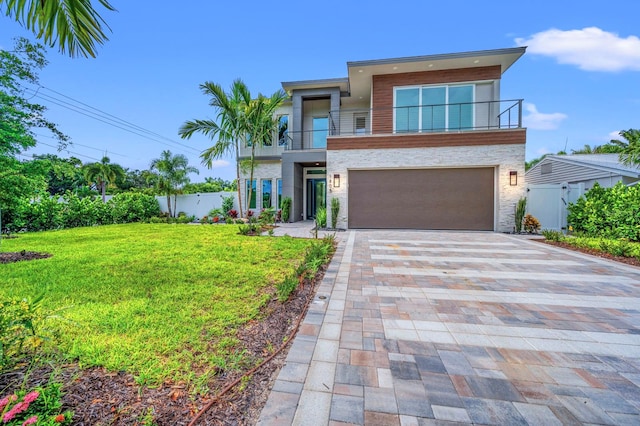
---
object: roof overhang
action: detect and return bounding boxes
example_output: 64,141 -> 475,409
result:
347,47 -> 526,101
281,77 -> 349,94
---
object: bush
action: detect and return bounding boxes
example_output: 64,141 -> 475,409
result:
281,197 -> 291,223
221,195 -> 235,215
515,197 -> 526,233
0,380 -> 72,425
541,229 -> 564,242
109,192 -> 160,223
568,182 -> 640,241
523,214 -> 540,233
330,198 -> 340,229
315,207 -> 327,228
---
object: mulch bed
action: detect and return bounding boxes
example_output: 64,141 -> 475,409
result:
0,263 -> 329,425
538,240 -> 640,268
0,251 -> 52,264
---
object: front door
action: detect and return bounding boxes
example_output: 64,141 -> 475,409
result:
306,178 -> 326,219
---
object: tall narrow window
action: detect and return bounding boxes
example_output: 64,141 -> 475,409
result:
277,179 -> 282,208
246,179 -> 256,209
277,115 -> 289,146
261,179 -> 272,208
312,117 -> 328,148
448,85 -> 473,130
421,87 -> 446,131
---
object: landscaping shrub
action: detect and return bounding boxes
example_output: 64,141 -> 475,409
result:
523,214 -> 540,233
0,295 -> 49,371
221,195 -> 235,216
541,229 -> 564,242
0,380 -> 72,425
568,182 -> 640,241
330,198 -> 340,229
315,207 -> 327,228
281,197 -> 291,223
515,197 -> 526,233
109,192 -> 160,223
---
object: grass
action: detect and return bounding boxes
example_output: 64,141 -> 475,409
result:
1,223 -> 314,386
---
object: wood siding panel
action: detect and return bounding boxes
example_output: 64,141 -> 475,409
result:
348,168 -> 494,230
327,129 -> 525,150
372,66 -> 502,134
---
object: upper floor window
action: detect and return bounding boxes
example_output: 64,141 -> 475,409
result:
394,84 -> 474,133
312,117 -> 328,149
277,115 -> 289,146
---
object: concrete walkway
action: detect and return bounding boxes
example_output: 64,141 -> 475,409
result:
258,230 -> 640,425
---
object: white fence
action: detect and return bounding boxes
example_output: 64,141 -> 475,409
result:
156,192 -> 239,218
525,183 -> 585,231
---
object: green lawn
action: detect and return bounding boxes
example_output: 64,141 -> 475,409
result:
1,223 -> 313,386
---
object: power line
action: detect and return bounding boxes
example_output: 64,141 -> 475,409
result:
34,140 -> 102,162
33,133 -> 129,158
22,86 -> 204,157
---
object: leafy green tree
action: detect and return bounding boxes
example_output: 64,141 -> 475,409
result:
1,0 -> 115,58
571,143 -> 624,155
1,38 -> 68,156
0,156 -> 47,233
149,150 -> 199,217
182,177 -> 236,194
179,79 -> 286,217
613,129 -> 640,166
25,154 -> 86,195
83,156 -> 124,202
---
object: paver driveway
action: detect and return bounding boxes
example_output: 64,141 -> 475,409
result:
258,231 -> 640,425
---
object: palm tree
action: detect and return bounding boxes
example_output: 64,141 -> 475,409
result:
150,150 -> 198,217
83,156 -> 124,202
1,0 -> 115,58
179,79 -> 251,217
613,129 -> 640,166
179,79 -> 286,218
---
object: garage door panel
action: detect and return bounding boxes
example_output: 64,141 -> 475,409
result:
348,168 -> 494,230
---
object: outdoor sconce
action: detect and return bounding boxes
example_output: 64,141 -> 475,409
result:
333,174 -> 341,188
509,171 -> 517,186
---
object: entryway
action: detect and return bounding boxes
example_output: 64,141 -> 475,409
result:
304,168 -> 326,220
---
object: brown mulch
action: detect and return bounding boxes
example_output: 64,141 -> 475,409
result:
0,251 -> 52,264
538,239 -> 640,268
0,264 -> 329,425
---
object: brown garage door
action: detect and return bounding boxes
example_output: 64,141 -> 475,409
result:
348,168 -> 494,230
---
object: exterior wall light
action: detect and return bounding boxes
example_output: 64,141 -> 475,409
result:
333,174 -> 341,188
509,171 -> 517,186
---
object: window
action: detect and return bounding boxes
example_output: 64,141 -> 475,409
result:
541,163 -> 552,175
312,117 -> 328,148
394,84 -> 474,132
246,179 -> 256,209
277,179 -> 282,208
277,115 -> 289,146
262,179 -> 272,208
354,114 -> 367,135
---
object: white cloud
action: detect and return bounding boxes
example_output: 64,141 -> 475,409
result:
523,103 -> 567,130
536,147 -> 551,155
209,159 -> 230,168
609,130 -> 622,141
516,27 -> 640,72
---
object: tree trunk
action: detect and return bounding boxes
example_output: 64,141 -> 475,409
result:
247,140 -> 256,219
235,139 -> 243,218
166,194 -> 172,217
101,180 -> 106,203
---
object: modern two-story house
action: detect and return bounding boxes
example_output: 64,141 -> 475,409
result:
239,47 -> 527,232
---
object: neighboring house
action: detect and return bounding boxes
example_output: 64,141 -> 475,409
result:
525,154 -> 640,189
240,47 -> 527,232
525,154 -> 640,231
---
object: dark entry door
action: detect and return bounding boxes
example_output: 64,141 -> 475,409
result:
306,178 -> 326,219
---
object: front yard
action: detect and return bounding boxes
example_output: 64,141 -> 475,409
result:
1,223 -> 315,387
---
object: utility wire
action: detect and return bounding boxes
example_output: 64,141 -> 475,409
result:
33,132 -> 129,158
35,140 -> 102,162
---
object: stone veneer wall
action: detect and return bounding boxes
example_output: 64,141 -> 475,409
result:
326,144 -> 525,232
239,161 -> 281,214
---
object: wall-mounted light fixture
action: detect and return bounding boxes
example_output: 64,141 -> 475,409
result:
509,171 -> 517,186
333,174 -> 341,188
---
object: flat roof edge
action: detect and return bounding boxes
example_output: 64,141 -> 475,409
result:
347,47 -> 527,68
281,77 -> 349,88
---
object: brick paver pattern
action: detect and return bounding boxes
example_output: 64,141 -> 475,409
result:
258,231 -> 640,425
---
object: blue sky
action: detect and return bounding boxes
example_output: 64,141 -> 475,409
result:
1,0 -> 638,182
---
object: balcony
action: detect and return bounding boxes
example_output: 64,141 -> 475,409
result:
240,99 -> 524,155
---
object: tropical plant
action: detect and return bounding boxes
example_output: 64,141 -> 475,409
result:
523,214 -> 541,234
541,229 -> 564,242
1,0 -> 115,58
179,79 -> 286,218
221,194 -> 235,216
330,198 -> 340,229
515,197 -> 526,233
0,380 -> 72,424
612,129 -> 640,166
281,197 -> 292,223
315,207 -> 327,229
82,156 -> 124,202
149,150 -> 198,217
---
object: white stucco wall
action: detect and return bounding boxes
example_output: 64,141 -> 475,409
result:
326,144 -> 525,232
